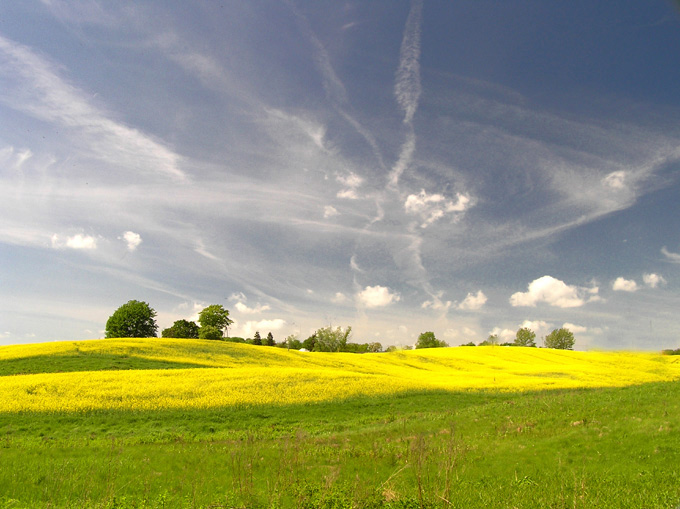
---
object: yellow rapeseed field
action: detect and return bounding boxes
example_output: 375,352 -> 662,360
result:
1,339 -> 679,413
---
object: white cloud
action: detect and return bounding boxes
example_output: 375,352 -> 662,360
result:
612,277 -> 638,292
489,327 -> 515,342
643,273 -> 667,288
421,298 -> 452,311
336,172 -> 363,188
235,302 -> 271,314
331,292 -> 349,304
509,275 -> 588,308
240,319 -> 286,337
562,322 -> 588,334
602,170 -> 627,190
121,231 -> 142,251
51,233 -> 98,250
457,290 -> 487,311
356,285 -> 400,308
394,0 -> 423,124
404,189 -> 472,227
228,292 -> 247,302
336,189 -> 358,199
336,172 -> 363,199
519,320 -> 551,337
661,247 -> 680,263
323,205 -> 339,218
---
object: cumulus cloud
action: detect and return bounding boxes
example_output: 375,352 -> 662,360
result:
323,205 -> 339,218
336,172 -> 363,199
404,189 -> 472,227
562,322 -> 588,334
661,247 -> 680,263
489,327 -> 515,342
510,276 -> 590,308
519,320 -> 551,337
235,302 -> 271,314
121,231 -> 142,251
612,277 -> 638,292
457,290 -> 487,311
51,233 -> 98,250
643,273 -> 667,288
356,285 -> 400,308
240,319 -> 286,337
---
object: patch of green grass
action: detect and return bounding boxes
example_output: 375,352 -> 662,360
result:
1,381 -> 679,507
0,352 -> 209,376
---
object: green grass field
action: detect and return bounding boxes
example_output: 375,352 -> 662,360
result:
1,339 -> 679,508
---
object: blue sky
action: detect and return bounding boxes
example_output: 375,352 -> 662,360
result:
1,1 -> 680,349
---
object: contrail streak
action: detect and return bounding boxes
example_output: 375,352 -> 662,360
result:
394,0 -> 423,124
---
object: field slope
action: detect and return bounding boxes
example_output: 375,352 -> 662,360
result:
1,339 -> 679,508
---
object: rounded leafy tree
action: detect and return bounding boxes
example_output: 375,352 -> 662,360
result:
545,328 -> 575,350
514,327 -> 536,347
197,304 -> 233,339
415,331 -> 448,349
162,319 -> 199,339
105,300 -> 158,338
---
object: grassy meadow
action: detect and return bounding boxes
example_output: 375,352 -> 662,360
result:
0,339 -> 679,508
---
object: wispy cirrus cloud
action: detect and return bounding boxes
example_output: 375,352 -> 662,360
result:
661,247 -> 680,263
394,0 -> 423,124
0,34 -> 185,181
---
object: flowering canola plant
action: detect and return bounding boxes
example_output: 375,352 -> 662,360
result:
1,339 -> 679,413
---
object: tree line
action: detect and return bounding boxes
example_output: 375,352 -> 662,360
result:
105,300 -> 576,351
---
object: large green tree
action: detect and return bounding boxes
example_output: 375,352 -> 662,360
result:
161,319 -> 199,339
302,333 -> 316,351
314,326 -> 352,352
198,326 -> 224,340
197,304 -> 234,338
105,300 -> 158,338
415,331 -> 448,349
265,332 -> 275,346
545,328 -> 575,350
514,327 -> 536,347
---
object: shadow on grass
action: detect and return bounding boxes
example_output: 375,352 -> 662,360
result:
0,353 -> 210,376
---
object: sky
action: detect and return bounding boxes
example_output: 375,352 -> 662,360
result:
1,1 -> 680,350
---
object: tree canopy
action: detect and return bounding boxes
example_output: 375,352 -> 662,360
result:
314,326 -> 352,352
105,300 -> 158,338
197,305 -> 233,334
161,319 -> 199,339
545,328 -> 575,350
514,327 -> 536,347
415,331 -> 448,349
479,334 -> 499,346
